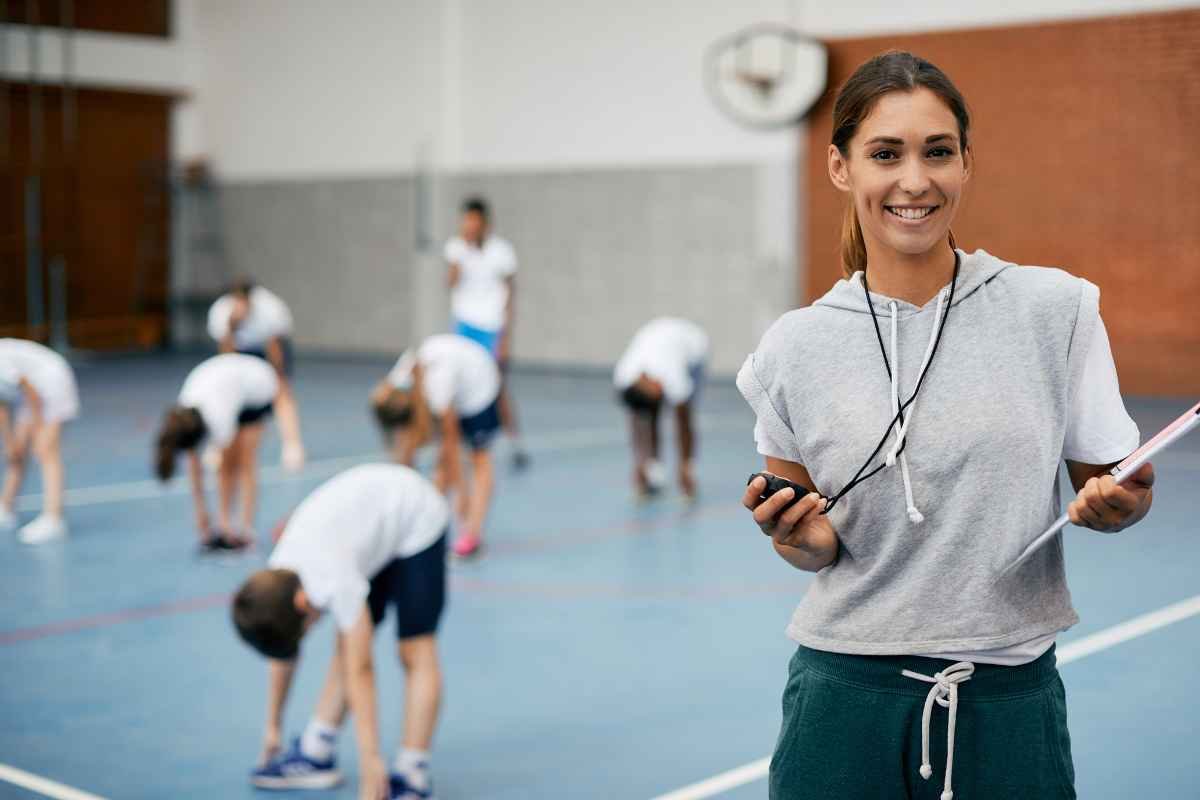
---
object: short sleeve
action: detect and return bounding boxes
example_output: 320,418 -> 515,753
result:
0,360 -> 19,402
387,352 -> 416,389
736,352 -> 804,463
444,238 -> 466,264
660,364 -> 693,406
207,297 -> 231,341
421,363 -> 456,415
203,404 -> 237,449
1063,296 -> 1139,463
329,578 -> 370,632
495,240 -> 517,277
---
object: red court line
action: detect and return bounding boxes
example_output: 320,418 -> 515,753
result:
0,593 -> 230,646
0,502 -> 756,647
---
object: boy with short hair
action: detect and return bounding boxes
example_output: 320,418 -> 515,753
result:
232,463 -> 448,800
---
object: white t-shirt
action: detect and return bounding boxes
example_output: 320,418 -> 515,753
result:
752,313 -> 1139,665
207,287 -> 293,350
0,338 -> 81,423
444,235 -> 517,332
387,334 -> 500,418
178,354 -> 279,448
613,318 -> 710,405
268,464 -> 449,631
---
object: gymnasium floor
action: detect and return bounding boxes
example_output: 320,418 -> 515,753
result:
1,352 -> 1197,800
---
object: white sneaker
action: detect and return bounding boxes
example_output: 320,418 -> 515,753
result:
0,506 -> 16,532
18,514 -> 67,544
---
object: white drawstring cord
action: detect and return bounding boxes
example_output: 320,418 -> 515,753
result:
883,289 -> 949,524
902,661 -> 975,800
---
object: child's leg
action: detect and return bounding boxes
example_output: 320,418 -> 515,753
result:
216,438 -> 241,533
1,417 -> 34,514
463,448 -> 493,540
32,421 -> 65,519
237,424 -> 264,537
398,635 -> 442,749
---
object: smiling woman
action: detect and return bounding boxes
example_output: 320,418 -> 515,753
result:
737,50 -> 1154,800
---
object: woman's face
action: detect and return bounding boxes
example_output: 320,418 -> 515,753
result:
829,87 -> 970,261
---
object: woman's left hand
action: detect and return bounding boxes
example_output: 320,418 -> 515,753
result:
1067,462 -> 1154,532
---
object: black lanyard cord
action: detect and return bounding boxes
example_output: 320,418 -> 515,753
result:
821,251 -> 961,514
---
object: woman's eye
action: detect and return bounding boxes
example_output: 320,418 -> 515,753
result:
870,150 -> 897,161
927,147 -> 954,158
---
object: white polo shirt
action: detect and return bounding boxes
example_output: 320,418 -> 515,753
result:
444,235 -> 517,333
613,318 -> 710,406
207,287 -> 293,350
387,334 -> 500,418
178,354 -> 278,448
268,464 -> 449,631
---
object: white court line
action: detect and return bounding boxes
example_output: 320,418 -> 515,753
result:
648,593 -> 1200,800
0,763 -> 108,800
14,417 -> 745,512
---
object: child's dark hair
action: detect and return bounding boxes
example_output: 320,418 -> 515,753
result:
231,569 -> 306,660
229,276 -> 256,298
461,196 -> 489,219
154,406 -> 206,481
372,391 -> 414,431
619,385 -> 662,417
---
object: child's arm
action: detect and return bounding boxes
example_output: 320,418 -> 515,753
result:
260,658 -> 296,765
186,450 -> 210,538
674,402 -> 696,497
434,410 -> 462,495
18,379 -> 43,429
340,607 -> 389,800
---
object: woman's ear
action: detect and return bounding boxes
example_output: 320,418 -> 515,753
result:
828,144 -> 852,193
962,145 -> 973,184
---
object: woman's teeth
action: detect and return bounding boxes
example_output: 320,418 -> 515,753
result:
887,206 -> 935,220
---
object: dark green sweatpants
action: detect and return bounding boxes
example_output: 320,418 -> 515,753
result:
770,645 -> 1075,800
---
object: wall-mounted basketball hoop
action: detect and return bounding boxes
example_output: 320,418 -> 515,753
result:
704,23 -> 828,130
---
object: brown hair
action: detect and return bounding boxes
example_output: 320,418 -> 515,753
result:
229,277 -> 255,299
154,406 -> 206,481
832,50 -> 971,277
369,366 -> 434,447
231,569 -> 306,660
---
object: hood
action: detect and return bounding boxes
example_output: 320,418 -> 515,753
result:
813,248 -> 1012,317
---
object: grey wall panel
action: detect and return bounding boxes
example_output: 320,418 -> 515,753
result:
186,162 -> 798,374
218,177 -> 418,354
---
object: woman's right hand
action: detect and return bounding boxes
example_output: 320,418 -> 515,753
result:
742,475 -> 839,569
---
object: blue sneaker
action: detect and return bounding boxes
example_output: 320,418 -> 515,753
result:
390,772 -> 434,800
251,738 -> 343,790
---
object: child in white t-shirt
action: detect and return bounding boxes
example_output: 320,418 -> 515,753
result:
0,338 -> 81,543
233,464 -> 448,800
444,196 -> 528,469
208,279 -> 306,471
153,353 -> 279,551
370,334 -> 500,558
613,318 -> 709,500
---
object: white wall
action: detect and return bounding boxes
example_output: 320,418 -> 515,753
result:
189,0 -> 446,180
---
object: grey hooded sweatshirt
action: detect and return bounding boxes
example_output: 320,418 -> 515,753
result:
737,248 -> 1116,655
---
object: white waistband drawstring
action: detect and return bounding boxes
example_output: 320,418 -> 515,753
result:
901,661 -> 975,800
883,289 -> 948,524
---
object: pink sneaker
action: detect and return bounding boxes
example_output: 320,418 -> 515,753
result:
452,533 -> 482,558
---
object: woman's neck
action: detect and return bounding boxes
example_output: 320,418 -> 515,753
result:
862,242 -> 956,307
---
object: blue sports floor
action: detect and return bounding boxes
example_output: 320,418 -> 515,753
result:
1,353 -> 1197,799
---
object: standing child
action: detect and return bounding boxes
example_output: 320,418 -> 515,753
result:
444,197 -> 528,468
154,353 -> 279,551
0,338 -> 81,543
208,278 -> 306,471
738,51 -> 1153,800
370,334 -> 500,558
233,463 -> 447,800
613,318 -> 709,500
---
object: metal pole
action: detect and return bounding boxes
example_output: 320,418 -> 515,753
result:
25,0 -> 45,339
49,0 -> 73,351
